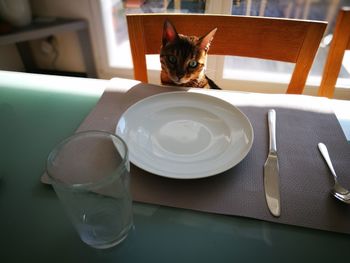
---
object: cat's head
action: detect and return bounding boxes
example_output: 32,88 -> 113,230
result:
160,20 -> 217,85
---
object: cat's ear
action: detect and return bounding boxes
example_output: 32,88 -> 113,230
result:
199,28 -> 217,51
162,20 -> 178,46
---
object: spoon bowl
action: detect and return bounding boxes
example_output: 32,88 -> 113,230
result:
318,142 -> 350,204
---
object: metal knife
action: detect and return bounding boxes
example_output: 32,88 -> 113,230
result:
264,109 -> 281,217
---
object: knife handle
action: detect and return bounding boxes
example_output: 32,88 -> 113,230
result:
268,109 -> 277,153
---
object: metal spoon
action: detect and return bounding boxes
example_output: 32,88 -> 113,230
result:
318,142 -> 350,204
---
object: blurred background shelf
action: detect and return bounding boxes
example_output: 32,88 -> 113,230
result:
0,18 -> 97,78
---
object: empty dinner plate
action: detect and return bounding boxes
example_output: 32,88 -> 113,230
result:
115,91 -> 254,179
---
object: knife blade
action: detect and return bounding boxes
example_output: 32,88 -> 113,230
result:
264,109 -> 281,217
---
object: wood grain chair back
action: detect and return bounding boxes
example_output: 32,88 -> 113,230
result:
318,7 -> 350,98
127,13 -> 326,94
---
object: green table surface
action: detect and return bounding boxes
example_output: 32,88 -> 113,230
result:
1,71 -> 349,263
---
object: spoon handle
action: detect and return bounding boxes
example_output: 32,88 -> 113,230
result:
318,143 -> 337,179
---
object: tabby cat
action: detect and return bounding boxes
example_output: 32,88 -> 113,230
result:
160,20 -> 221,90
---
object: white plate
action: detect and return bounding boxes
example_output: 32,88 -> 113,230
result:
116,91 -> 254,179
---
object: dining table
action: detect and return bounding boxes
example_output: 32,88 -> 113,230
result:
0,70 -> 350,263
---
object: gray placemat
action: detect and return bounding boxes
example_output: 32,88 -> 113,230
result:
45,82 -> 350,234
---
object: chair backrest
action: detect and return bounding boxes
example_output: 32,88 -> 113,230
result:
127,13 -> 326,94
318,7 -> 350,98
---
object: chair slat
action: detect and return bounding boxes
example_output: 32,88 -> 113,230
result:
319,8 -> 350,98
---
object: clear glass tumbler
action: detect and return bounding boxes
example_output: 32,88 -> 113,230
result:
46,130 -> 133,249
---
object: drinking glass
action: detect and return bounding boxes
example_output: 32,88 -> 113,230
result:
46,130 -> 133,249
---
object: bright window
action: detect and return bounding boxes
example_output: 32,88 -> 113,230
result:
99,0 -> 350,93
100,0 -> 206,70
224,0 -> 350,88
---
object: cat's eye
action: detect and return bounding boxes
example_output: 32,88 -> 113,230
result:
168,55 -> 177,64
188,60 -> 198,68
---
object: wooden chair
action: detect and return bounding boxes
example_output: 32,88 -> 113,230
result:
318,7 -> 350,98
127,13 -> 326,94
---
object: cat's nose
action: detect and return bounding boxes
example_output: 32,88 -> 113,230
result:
177,72 -> 185,79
